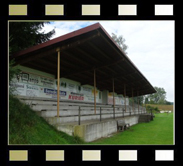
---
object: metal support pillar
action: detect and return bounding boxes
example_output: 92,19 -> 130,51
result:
94,69 -> 96,114
132,88 -> 134,112
56,48 -> 60,117
100,107 -> 102,121
138,91 -> 139,114
124,84 -> 126,112
113,78 -> 115,119
78,106 -> 81,125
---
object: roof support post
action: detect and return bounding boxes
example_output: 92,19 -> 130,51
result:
94,69 -> 96,114
124,84 -> 126,112
132,88 -> 134,112
137,91 -> 139,114
113,78 -> 115,119
56,48 -> 60,117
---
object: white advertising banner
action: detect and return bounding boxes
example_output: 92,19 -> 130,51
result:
16,72 -> 55,88
11,71 -> 131,105
10,82 -> 26,96
26,84 -> 39,97
108,95 -> 129,105
10,71 -> 102,103
39,87 -> 67,99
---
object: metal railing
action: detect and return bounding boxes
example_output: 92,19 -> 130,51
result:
77,105 -> 147,125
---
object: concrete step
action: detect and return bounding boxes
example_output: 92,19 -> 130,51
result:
30,104 -> 137,112
40,110 -> 132,118
21,99 -> 95,106
42,111 -> 140,124
31,105 -> 80,111
19,97 -> 112,106
28,103 -> 117,111
44,115 -> 107,125
44,114 -> 117,125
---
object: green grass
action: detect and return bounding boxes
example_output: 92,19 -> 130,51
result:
90,113 -> 174,145
9,95 -> 85,144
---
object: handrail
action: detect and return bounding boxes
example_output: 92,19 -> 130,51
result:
77,105 -> 146,125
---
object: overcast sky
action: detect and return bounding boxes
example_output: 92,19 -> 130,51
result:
42,21 -> 174,102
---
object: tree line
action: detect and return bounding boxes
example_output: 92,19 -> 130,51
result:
130,86 -> 173,105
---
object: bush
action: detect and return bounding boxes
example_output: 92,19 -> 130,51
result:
154,107 -> 160,112
146,105 -> 160,113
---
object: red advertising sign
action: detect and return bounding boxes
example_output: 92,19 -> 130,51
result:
68,95 -> 84,100
68,92 -> 84,101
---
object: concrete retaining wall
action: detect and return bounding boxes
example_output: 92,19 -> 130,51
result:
122,116 -> 140,126
46,115 -> 140,142
74,120 -> 117,142
138,114 -> 152,123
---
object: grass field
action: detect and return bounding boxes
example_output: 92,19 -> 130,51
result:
90,113 -> 174,145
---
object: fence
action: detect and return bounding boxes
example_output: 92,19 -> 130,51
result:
77,104 -> 146,125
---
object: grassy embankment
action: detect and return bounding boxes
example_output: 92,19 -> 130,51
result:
9,95 -> 174,145
9,95 -> 84,144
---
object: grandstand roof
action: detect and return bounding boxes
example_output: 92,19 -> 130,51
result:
10,22 -> 156,97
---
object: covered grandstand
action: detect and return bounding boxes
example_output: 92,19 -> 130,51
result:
10,23 -> 156,141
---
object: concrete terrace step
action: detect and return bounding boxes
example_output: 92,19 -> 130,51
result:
43,112 -> 141,124
21,99 -> 96,106
18,96 -> 103,106
31,105 -> 80,111
31,105 -> 118,111
40,109 -> 135,118
18,96 -> 135,107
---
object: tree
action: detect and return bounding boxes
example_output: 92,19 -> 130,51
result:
145,97 -> 149,104
133,96 -> 144,105
9,22 -> 55,89
111,33 -> 128,55
165,100 -> 173,105
145,87 -> 166,104
9,22 -> 55,54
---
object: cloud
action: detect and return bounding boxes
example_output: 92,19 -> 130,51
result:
43,21 -> 97,39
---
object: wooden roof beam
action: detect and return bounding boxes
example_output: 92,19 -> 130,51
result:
74,47 -> 100,64
24,63 -> 56,75
58,32 -> 100,51
87,41 -> 111,60
12,32 -> 101,66
62,58 -> 124,78
98,30 -> 125,59
14,49 -> 56,66
81,70 -> 136,85
63,51 -> 89,66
